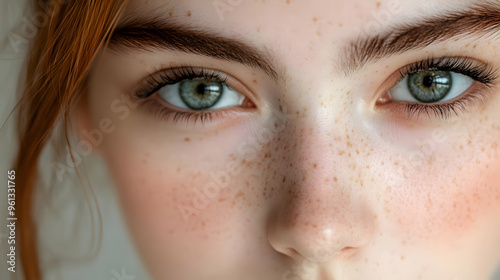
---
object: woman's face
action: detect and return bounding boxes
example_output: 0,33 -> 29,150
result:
83,0 -> 500,279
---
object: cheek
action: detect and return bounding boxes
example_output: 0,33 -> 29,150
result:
388,140 -> 500,246
95,118 -> 282,277
101,150 -> 236,276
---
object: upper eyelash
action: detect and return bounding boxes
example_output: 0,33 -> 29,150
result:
398,57 -> 497,85
393,57 -> 498,120
135,66 -> 229,99
133,58 -> 497,123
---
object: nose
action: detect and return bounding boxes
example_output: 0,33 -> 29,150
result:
266,123 -> 375,264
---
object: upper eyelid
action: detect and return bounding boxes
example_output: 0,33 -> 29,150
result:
134,66 -> 261,106
397,57 -> 498,85
373,56 -> 498,106
135,67 -> 229,99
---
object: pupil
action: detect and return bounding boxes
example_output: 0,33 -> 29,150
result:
422,75 -> 434,88
179,79 -> 224,110
196,84 -> 207,96
407,70 -> 452,103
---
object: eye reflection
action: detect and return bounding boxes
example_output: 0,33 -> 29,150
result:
408,71 -> 452,103
179,79 -> 224,110
390,70 -> 474,104
158,78 -> 246,111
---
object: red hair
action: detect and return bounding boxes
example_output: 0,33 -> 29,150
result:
14,1 -> 127,278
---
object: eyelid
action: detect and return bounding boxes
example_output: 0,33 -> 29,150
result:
132,66 -> 260,108
374,56 -> 498,120
377,57 -> 497,103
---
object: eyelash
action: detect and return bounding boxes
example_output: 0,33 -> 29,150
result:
390,57 -> 497,119
133,66 -> 233,125
133,58 -> 498,125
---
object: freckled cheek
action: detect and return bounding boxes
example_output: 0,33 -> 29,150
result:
389,156 -> 500,245
100,142 -> 272,257
102,156 -> 247,270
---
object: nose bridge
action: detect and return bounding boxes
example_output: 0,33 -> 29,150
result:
267,112 -> 374,263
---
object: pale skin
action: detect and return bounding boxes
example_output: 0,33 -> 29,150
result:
77,0 -> 500,279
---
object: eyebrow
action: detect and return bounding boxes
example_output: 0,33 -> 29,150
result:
109,17 -> 280,80
341,2 -> 500,75
109,3 -> 500,81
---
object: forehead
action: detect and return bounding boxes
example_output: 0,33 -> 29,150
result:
122,0 -> 469,32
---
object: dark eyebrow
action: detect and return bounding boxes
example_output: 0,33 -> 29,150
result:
109,17 -> 280,80
341,3 -> 500,76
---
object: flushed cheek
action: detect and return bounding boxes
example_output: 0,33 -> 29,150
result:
102,148 -> 278,278
388,151 -> 500,247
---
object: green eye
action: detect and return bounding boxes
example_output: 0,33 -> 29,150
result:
179,79 -> 224,110
407,71 -> 452,103
158,75 -> 247,111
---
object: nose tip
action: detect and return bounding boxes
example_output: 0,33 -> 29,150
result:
267,198 -> 374,264
268,225 -> 348,262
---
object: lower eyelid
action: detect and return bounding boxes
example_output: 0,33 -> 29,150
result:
377,83 -> 492,121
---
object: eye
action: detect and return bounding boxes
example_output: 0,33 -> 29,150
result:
158,78 -> 246,110
389,70 -> 474,103
377,57 -> 497,120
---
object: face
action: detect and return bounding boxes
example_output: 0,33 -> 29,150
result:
81,0 -> 500,279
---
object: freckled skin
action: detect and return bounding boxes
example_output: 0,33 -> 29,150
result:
83,0 -> 500,279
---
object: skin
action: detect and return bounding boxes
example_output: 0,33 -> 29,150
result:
78,0 -> 500,279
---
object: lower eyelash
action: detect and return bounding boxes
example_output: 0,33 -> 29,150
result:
400,87 -> 489,120
139,99 -> 216,125
138,98 -> 244,126
130,66 -> 238,125
393,57 -> 498,120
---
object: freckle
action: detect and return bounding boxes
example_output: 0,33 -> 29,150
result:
253,79 -> 258,84
184,138 -> 190,142
333,177 -> 338,182
169,12 -> 172,17
313,17 -> 318,22
473,44 -> 477,48
401,255 -> 405,260
187,11 -> 191,17
313,164 -> 318,169
338,23 -> 343,27
282,176 -> 286,182
177,167 -> 181,173
376,1 -> 381,9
